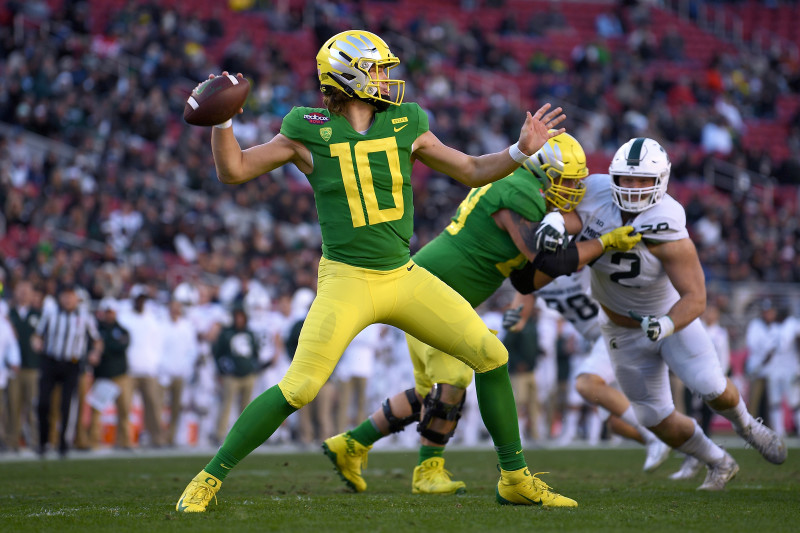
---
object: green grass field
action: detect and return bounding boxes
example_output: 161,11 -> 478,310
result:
2,444 -> 798,533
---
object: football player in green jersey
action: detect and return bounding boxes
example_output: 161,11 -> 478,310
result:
177,29 -> 574,512
324,132 -> 642,499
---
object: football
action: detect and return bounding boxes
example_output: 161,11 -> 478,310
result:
183,74 -> 250,127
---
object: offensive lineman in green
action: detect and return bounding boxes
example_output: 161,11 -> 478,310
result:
324,133 -> 642,497
177,29 -> 571,512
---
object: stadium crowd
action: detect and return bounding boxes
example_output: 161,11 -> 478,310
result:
0,0 -> 798,454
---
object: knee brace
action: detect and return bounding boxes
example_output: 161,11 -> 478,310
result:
417,383 -> 466,445
382,388 -> 422,434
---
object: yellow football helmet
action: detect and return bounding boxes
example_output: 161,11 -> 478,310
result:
317,30 -> 405,111
522,132 -> 589,212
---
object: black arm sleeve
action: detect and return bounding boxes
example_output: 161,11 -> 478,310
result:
531,238 -> 580,279
509,261 -> 537,294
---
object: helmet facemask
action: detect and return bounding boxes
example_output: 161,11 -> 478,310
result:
522,132 -> 588,212
317,30 -> 405,111
609,138 -> 671,213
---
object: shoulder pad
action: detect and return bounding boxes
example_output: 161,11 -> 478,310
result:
634,195 -> 687,241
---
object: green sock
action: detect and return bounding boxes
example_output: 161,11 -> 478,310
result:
204,385 -> 297,480
418,445 -> 444,465
348,417 -> 384,447
474,364 -> 527,471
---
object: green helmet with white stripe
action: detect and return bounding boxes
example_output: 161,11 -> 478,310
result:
609,137 -> 671,213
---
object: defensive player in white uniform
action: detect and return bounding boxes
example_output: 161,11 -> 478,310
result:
539,137 -> 787,490
507,268 -> 672,472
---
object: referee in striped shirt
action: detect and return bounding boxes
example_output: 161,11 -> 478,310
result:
32,283 -> 103,457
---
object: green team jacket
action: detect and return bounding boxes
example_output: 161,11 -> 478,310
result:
413,167 -> 546,307
280,103 -> 429,270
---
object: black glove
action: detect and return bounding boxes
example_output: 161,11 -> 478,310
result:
503,305 -> 524,330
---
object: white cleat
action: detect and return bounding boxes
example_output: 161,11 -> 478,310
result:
697,452 -> 739,491
643,439 -> 671,472
736,418 -> 787,464
668,454 -> 704,480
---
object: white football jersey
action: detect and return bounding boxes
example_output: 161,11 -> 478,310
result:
575,174 -> 688,317
535,268 -> 601,342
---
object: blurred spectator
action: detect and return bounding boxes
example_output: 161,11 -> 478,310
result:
7,280 -> 42,452
595,12 -> 623,38
769,308 -> 800,437
502,294 -> 541,443
745,300 -> 780,422
701,111 -> 734,156
211,306 -> 259,445
159,299 -> 199,447
0,313 -> 21,451
88,298 -> 131,450
659,26 -> 685,62
117,285 -> 164,448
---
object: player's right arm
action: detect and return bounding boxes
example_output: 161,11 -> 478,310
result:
208,72 -> 312,184
495,209 -> 605,290
212,130 -> 312,185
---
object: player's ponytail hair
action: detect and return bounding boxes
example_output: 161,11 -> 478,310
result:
322,89 -> 350,116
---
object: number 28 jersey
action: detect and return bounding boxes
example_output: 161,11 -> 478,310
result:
574,174 -> 689,317
280,103 -> 429,270
534,268 -> 601,342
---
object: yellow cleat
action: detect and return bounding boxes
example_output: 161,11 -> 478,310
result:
412,458 -> 466,495
496,468 -> 577,508
322,433 -> 371,492
176,471 -> 222,512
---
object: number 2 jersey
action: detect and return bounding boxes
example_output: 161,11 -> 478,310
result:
413,167 -> 546,307
280,103 -> 429,270
574,174 -> 689,317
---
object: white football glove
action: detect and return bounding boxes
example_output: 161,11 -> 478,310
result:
534,211 -> 568,253
628,311 -> 675,342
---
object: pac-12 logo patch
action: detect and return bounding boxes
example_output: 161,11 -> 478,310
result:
320,127 -> 332,141
304,112 -> 329,124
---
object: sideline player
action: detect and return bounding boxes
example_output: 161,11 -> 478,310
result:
324,132 -> 641,497
535,137 -> 787,490
176,29 -> 573,511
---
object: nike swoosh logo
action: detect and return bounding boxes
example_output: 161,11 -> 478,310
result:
394,125 -> 408,132
518,494 -> 542,505
177,497 -> 189,512
515,450 -> 523,455
407,265 -> 414,271
220,463 -> 231,470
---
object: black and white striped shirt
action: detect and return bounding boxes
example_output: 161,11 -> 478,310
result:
36,304 -> 100,362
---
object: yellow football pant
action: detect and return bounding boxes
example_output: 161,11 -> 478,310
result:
278,257 -> 507,408
406,334 -> 476,398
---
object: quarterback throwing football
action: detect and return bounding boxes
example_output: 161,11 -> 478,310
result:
176,29 -> 571,511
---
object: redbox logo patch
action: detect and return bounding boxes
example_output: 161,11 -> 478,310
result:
304,113 -> 329,124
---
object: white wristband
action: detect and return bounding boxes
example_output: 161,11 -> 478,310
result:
658,315 -> 675,339
214,118 -> 233,129
508,142 -> 531,164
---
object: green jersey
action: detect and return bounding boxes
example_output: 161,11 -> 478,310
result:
413,167 -> 546,307
280,103 -> 429,270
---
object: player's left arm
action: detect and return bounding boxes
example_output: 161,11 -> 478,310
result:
412,104 -> 565,188
650,237 -> 707,331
